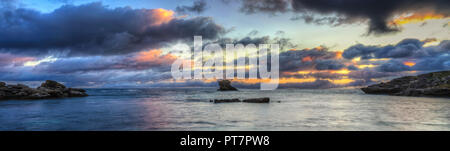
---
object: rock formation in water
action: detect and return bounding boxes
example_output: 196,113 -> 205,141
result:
210,98 -> 241,103
210,98 -> 270,103
242,97 -> 270,103
217,80 -> 238,91
361,71 -> 450,97
0,80 -> 88,100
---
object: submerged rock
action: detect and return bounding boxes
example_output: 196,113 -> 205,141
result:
217,80 -> 238,91
242,97 -> 270,103
0,80 -> 88,100
210,98 -> 241,103
361,70 -> 450,97
211,97 -> 271,103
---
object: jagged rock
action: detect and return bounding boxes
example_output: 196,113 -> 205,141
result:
423,88 -> 450,97
217,80 -> 238,91
28,92 -> 51,99
41,80 -> 66,90
242,97 -> 270,103
210,98 -> 241,103
0,80 -> 88,100
361,71 -> 450,97
0,91 -> 5,98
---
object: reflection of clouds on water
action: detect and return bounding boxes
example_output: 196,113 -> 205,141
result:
0,88 -> 449,130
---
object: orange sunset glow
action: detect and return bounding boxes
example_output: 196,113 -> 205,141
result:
335,51 -> 343,59
302,56 -> 313,62
201,77 -> 355,85
150,8 -> 174,26
403,61 -> 416,67
135,49 -> 177,64
389,12 -> 446,25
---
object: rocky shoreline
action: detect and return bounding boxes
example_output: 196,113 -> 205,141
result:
361,71 -> 450,97
0,80 -> 88,100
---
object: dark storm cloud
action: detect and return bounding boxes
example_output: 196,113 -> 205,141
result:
238,0 -> 450,34
341,38 -> 449,73
314,59 -> 345,70
34,53 -> 175,74
176,0 -> 207,14
377,60 -> 411,72
0,2 -> 225,56
342,39 -> 450,59
348,70 -> 399,80
0,68 -> 174,88
412,55 -> 450,71
278,47 -> 339,72
0,53 -> 33,67
209,35 -> 297,51
347,65 -> 359,71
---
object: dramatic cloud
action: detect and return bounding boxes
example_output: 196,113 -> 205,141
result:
0,53 -> 34,67
342,39 -> 449,59
0,2 -> 225,56
1,1 -> 447,89
238,0 -> 450,34
240,0 -> 289,14
34,50 -> 177,74
342,38 -> 449,72
412,55 -> 450,71
348,70 -> 400,81
377,60 -> 411,72
176,0 -> 207,14
315,59 -> 345,70
278,47 -> 341,72
213,35 -> 297,50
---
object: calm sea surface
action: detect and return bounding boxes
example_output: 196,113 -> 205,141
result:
0,88 -> 449,130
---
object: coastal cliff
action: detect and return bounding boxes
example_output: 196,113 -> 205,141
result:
361,71 -> 450,97
0,80 -> 88,100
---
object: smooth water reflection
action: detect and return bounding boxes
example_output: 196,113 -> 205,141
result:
0,88 -> 449,130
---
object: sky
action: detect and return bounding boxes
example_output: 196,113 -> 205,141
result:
0,0 -> 449,88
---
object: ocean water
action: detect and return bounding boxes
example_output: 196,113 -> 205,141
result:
0,88 -> 449,131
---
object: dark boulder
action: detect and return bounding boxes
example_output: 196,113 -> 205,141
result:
242,97 -> 270,103
217,80 -> 238,91
210,98 -> 271,103
40,80 -> 66,90
210,98 -> 241,103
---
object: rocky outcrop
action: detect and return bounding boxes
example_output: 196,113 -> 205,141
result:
0,80 -> 88,100
243,97 -> 270,103
210,98 -> 241,103
217,80 -> 238,91
361,71 -> 450,97
210,98 -> 270,103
